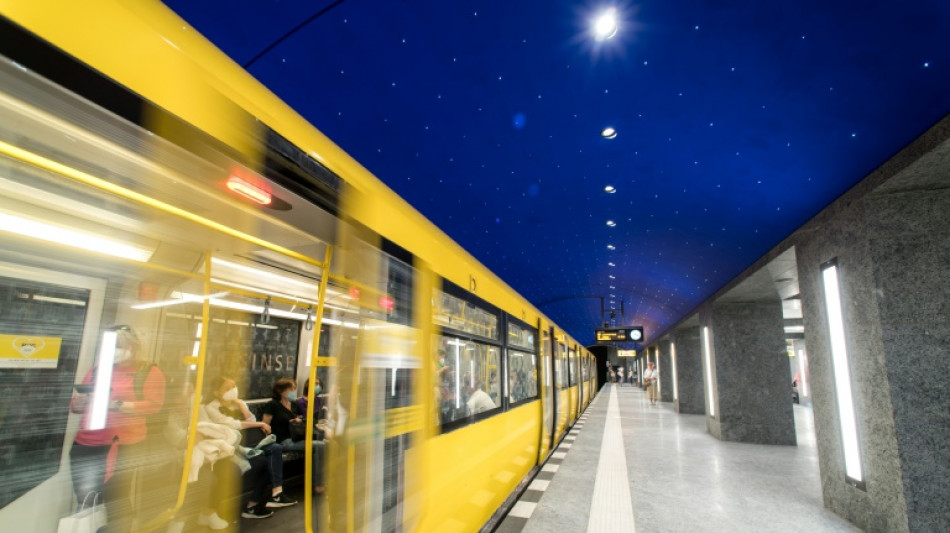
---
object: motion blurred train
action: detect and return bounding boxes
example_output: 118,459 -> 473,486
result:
0,2 -> 596,532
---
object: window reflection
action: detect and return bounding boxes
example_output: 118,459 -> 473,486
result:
434,335 -> 500,426
507,349 -> 538,403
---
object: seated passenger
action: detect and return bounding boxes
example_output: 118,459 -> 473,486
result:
464,373 -> 496,415
204,376 -> 297,509
295,378 -> 324,421
262,378 -> 327,494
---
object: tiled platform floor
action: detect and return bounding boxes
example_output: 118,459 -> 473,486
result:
496,384 -> 860,533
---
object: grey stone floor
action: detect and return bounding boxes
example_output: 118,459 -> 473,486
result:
500,384 -> 861,533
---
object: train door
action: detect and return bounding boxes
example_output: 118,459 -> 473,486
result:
538,324 -> 554,459
553,333 -> 568,440
567,346 -> 577,425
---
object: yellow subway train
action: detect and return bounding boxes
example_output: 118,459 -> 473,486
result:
0,2 -> 598,532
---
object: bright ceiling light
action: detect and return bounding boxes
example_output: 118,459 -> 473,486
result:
609,275 -> 616,279
600,126 -> 618,139
606,220 -> 616,227
0,211 -> 153,262
606,244 -> 616,250
604,185 -> 616,193
608,262 -> 615,267
593,8 -> 619,41
609,285 -> 616,289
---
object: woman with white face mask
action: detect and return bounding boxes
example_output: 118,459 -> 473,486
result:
69,325 -> 166,532
204,376 -> 296,517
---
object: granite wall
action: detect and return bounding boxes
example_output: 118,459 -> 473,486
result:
670,326 -> 705,415
796,142 -> 950,531
701,301 -> 797,445
657,339 -> 674,402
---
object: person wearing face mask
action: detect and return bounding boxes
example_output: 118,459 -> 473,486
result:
262,378 -> 327,494
203,376 -> 296,513
69,325 -> 166,532
295,377 -> 324,421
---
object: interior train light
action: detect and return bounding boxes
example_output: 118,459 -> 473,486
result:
0,211 -> 154,262
821,261 -> 863,484
227,176 -> 272,205
89,330 -> 118,430
702,326 -> 715,417
379,295 -> 395,312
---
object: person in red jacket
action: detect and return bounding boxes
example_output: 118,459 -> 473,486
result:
69,325 -> 165,532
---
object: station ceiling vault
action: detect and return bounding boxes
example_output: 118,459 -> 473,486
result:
163,0 -> 950,345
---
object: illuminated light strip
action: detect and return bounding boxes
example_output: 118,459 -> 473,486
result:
821,262 -> 863,483
130,291 -> 229,310
89,330 -> 117,430
0,140 -> 327,270
671,342 -> 679,400
211,257 -> 320,291
0,211 -> 153,262
702,326 -> 716,417
210,278 -> 319,306
798,349 -> 809,398
227,176 -> 272,205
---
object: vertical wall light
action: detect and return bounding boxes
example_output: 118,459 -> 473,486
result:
655,346 -> 661,395
89,330 -> 118,430
702,326 -> 716,417
821,260 -> 863,485
797,349 -> 809,398
671,342 -> 679,400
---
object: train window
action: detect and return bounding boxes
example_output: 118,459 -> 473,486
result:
507,349 -> 539,405
581,354 -> 589,381
432,285 -> 499,341
506,321 -> 535,351
434,334 -> 502,429
568,348 -> 576,386
556,342 -> 568,390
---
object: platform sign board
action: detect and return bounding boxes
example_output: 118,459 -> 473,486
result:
618,349 -> 636,357
594,327 -> 644,343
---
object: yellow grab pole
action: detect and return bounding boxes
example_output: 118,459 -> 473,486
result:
305,245 -> 333,533
139,253 -> 213,532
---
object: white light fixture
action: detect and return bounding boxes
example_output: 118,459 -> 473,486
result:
606,220 -> 616,227
0,211 -> 153,262
784,325 -> 805,334
609,275 -> 616,279
702,326 -> 715,417
601,126 -> 618,139
592,8 -> 619,41
797,348 -> 808,398
608,262 -> 615,266
607,244 -> 616,250
671,342 -> 679,400
89,330 -> 118,430
211,257 -> 319,291
604,185 -> 616,193
821,261 -> 863,484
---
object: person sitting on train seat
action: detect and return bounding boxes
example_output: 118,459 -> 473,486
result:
204,376 -> 297,509
263,378 -> 327,494
295,377 -> 325,421
69,325 -> 166,533
463,373 -> 496,415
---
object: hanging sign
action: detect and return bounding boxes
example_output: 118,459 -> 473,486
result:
595,327 -> 644,343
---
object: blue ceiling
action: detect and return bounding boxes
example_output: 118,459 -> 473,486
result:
163,0 -> 950,345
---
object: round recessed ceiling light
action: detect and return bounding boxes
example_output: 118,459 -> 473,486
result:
609,285 -> 616,289
604,185 -> 616,193
606,220 -> 617,227
608,262 -> 615,267
609,275 -> 616,279
593,8 -> 619,41
607,244 -> 616,250
601,126 -> 618,139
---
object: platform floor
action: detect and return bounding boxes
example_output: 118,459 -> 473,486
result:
496,384 -> 859,533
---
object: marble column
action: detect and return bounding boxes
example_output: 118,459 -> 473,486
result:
795,139 -> 950,532
657,339 -> 674,402
669,326 -> 705,414
700,300 -> 796,446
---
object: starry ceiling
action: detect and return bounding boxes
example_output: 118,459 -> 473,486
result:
163,0 -> 950,346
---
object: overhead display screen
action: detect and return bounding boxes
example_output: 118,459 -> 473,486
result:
595,327 -> 644,343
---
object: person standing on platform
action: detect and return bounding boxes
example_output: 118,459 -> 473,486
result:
628,368 -> 635,386
643,362 -> 659,405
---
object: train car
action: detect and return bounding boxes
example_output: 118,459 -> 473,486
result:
0,2 -> 600,532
